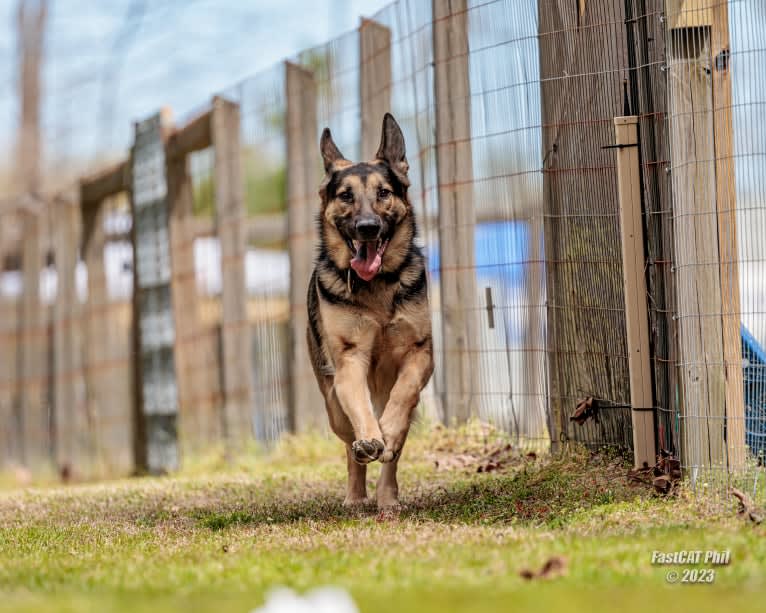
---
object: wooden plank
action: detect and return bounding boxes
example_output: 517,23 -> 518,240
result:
666,0 -> 713,30
614,116 -> 657,468
359,18 -> 392,159
668,24 -> 726,470
710,2 -> 744,470
81,161 -> 130,207
167,110 -> 213,161
433,0 -> 479,423
211,95 -> 254,451
285,61 -> 325,433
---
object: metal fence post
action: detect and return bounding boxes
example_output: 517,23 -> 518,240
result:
433,0 -> 479,423
212,96 -> 254,453
130,110 -> 179,473
360,18 -> 392,159
285,61 -> 325,433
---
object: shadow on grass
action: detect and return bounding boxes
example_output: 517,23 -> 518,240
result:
190,452 -> 644,531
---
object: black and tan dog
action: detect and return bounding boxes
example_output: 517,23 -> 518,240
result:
307,113 -> 434,510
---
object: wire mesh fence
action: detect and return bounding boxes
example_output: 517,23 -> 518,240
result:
2,0 -> 766,491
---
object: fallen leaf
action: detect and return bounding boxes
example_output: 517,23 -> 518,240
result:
731,487 -> 764,525
653,475 -> 672,495
519,556 -> 568,581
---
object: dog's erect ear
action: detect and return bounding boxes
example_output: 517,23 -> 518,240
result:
375,113 -> 409,187
320,128 -> 347,173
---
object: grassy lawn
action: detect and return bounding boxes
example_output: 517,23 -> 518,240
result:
1,422 -> 765,612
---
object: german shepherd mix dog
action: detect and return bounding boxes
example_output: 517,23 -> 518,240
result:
307,113 -> 434,510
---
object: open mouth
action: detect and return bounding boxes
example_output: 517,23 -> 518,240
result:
347,238 -> 389,282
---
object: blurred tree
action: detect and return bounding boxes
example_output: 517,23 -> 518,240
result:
15,0 -> 48,198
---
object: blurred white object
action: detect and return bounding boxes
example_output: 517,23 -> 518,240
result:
251,587 -> 359,613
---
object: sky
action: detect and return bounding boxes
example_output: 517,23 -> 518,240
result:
0,0 -> 391,170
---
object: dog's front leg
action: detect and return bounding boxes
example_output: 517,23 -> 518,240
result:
379,342 -> 433,463
333,349 -> 385,464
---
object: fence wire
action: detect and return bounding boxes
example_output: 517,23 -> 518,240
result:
3,1 -> 766,490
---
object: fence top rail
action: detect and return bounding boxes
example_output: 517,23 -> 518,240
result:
80,160 -> 130,208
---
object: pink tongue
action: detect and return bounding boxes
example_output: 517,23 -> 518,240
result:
350,241 -> 382,282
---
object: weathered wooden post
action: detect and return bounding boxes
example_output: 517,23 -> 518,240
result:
614,116 -> 657,469
211,96 -> 255,451
52,191 -> 82,472
19,203 -> 46,468
0,212 -> 21,465
433,0 -> 480,423
285,61 -> 325,432
359,17 -> 392,158
666,0 -> 744,472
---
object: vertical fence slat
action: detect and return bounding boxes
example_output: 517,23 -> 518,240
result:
212,96 -> 254,450
360,18 -> 392,159
285,61 -> 325,433
433,0 -> 479,423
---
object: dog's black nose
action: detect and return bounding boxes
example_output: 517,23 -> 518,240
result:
356,217 -> 381,239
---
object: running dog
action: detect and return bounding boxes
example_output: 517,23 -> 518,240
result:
307,113 -> 434,510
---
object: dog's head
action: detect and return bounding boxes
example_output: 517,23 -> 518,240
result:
318,113 -> 412,282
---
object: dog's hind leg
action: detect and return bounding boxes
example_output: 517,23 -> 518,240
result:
376,455 -> 400,510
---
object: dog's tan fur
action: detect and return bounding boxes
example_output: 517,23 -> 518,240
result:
307,114 -> 434,509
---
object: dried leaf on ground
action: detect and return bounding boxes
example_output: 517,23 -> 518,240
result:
731,487 -> 764,525
519,556 -> 568,580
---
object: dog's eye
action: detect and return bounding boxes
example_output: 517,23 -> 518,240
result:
339,190 -> 354,203
378,188 -> 391,200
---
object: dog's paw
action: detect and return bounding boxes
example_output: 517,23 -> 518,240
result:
351,439 -> 384,464
376,500 -> 403,517
342,495 -> 370,508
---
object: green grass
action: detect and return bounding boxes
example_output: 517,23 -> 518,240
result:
1,422 -> 765,613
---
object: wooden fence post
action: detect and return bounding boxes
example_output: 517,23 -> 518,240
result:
211,96 -> 254,452
52,192 -> 82,473
614,116 -> 657,469
0,212 -> 21,466
19,206 -> 47,468
433,0 -> 479,423
359,18 -> 392,158
667,0 -> 743,472
167,138 -> 219,457
82,195 -> 108,473
285,61 -> 325,433
710,1 -> 745,470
